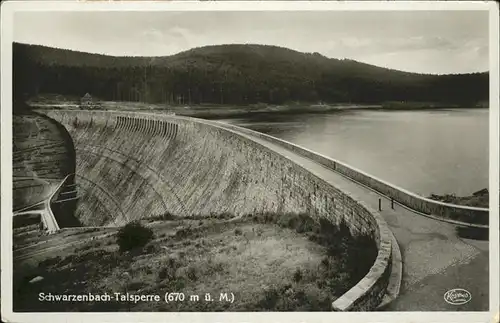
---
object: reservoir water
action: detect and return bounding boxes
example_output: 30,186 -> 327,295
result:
217,108 -> 489,197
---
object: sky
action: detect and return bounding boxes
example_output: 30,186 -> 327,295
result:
13,10 -> 489,74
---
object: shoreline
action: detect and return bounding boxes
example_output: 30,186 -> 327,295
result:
26,98 -> 488,120
427,189 -> 489,208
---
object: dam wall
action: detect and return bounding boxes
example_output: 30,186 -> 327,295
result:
211,121 -> 489,227
40,109 -> 393,311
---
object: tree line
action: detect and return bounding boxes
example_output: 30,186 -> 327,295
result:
13,42 -> 489,106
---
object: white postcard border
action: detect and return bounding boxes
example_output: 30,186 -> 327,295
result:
1,1 -> 498,323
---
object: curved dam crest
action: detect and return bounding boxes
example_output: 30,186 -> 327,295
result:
38,109 -> 395,311
210,119 -> 489,227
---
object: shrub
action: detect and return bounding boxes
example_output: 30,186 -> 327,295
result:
116,221 -> 154,252
38,256 -> 61,268
293,268 -> 303,282
144,244 -> 158,254
175,227 -> 193,239
173,277 -> 186,290
186,266 -> 198,281
158,267 -> 172,281
127,281 -> 146,291
258,288 -> 280,310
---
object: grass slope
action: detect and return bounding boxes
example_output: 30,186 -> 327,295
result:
14,212 -> 377,312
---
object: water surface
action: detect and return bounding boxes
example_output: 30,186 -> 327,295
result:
218,108 -> 489,197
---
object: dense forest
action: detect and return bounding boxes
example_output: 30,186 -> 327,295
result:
13,42 -> 489,106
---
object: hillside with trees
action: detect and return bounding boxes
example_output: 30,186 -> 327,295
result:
13,42 -> 489,107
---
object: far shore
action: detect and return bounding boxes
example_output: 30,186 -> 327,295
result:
428,188 -> 489,208
26,97 -> 488,120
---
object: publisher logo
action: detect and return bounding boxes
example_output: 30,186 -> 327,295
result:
444,288 -> 472,305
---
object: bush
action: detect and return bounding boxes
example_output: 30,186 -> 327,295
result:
293,268 -> 303,282
116,221 -> 154,252
144,244 -> 158,254
258,288 -> 280,309
150,212 -> 177,221
38,256 -> 61,268
158,267 -> 172,281
186,266 -> 198,281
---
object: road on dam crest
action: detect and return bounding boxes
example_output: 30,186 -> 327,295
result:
212,120 -> 489,311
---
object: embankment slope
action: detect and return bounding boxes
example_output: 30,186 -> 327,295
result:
13,112 -> 76,212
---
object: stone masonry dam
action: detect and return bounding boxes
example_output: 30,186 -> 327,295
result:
34,109 -> 489,311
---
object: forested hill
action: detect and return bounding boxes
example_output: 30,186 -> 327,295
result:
13,42 -> 488,106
